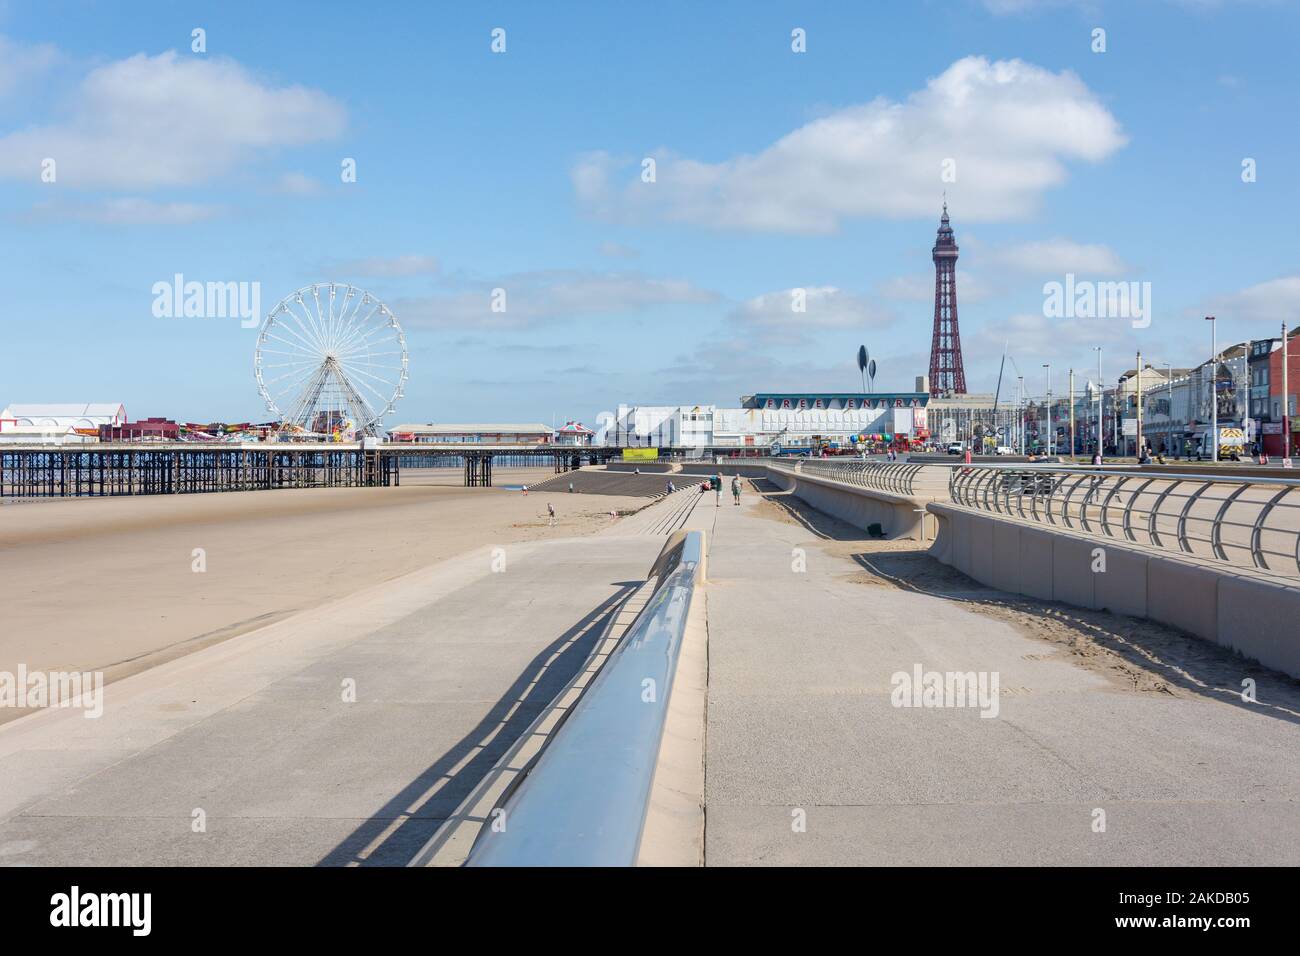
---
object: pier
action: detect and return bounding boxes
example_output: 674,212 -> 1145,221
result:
0,443 -> 627,498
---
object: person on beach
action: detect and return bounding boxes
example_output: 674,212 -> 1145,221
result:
521,484 -> 528,495
547,502 -> 556,526
731,476 -> 741,506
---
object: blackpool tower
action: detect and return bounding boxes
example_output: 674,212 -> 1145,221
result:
928,202 -> 967,396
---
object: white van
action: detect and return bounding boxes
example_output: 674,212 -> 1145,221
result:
1191,428 -> 1246,461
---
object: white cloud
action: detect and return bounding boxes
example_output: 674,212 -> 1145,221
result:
396,270 -> 719,330
726,286 -> 896,348
333,255 -> 441,278
731,286 -> 894,330
969,311 -> 1148,390
988,238 -> 1129,276
0,51 -> 345,188
572,56 -> 1125,234
275,171 -> 322,195
0,35 -> 60,98
598,241 -> 640,259
25,197 -> 221,224
652,336 -> 923,399
1203,276 -> 1300,324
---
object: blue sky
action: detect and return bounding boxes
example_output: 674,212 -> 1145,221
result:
1,0 -> 1297,427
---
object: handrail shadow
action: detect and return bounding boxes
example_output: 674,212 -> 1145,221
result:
316,580 -> 641,866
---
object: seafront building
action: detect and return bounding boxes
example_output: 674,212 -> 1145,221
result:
0,402 -> 126,444
603,395 -> 928,450
387,423 -> 554,445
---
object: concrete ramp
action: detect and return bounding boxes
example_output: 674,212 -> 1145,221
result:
0,534 -> 661,866
529,470 -> 706,497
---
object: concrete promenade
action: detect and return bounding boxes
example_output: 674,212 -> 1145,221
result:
703,483 -> 1300,866
0,531 -> 661,865
1,477 -> 1296,866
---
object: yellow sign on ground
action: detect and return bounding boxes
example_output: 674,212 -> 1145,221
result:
621,448 -> 660,461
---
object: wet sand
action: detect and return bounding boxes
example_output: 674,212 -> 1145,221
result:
0,467 -> 648,722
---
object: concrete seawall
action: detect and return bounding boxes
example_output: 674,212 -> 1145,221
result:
739,461 -> 1300,679
926,502 -> 1300,679
765,466 -> 938,540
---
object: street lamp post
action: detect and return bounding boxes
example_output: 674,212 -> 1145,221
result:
1042,363 -> 1052,456
1164,362 -> 1173,457
1069,368 -> 1075,461
1284,321 -> 1291,461
1136,351 -> 1143,459
1017,376 -> 1025,454
1207,316 -> 1218,462
1093,347 -> 1103,458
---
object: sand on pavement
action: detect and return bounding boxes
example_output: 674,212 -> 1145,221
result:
0,467 -> 649,722
750,481 -> 1300,717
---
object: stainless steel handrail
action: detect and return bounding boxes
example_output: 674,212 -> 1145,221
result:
786,459 -> 1300,576
789,459 -> 941,497
938,463 -> 1300,577
463,530 -> 705,867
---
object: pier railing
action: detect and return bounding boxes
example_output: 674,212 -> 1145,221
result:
0,445 -> 396,497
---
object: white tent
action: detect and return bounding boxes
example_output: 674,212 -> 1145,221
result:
0,403 -> 126,443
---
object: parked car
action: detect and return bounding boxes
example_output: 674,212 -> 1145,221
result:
946,442 -> 964,455
994,445 -> 1014,456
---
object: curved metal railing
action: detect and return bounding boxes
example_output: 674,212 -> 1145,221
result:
463,531 -> 705,866
767,458 -> 952,500
795,460 -> 930,496
946,465 -> 1300,577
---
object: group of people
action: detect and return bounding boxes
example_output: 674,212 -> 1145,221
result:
535,469 -> 746,529
681,473 -> 743,504
693,473 -> 742,506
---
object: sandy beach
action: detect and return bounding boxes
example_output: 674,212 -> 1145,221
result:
0,467 -> 648,722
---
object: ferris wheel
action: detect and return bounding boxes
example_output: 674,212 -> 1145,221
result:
254,283 -> 408,436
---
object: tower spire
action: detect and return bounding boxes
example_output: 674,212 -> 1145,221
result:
928,202 -> 967,396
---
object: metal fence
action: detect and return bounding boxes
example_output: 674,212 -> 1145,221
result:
789,460 -> 933,497
768,458 -> 955,499
947,465 -> 1300,578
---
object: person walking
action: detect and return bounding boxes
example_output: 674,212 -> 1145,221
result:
547,502 -> 556,526
713,473 -> 723,506
731,475 -> 741,506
